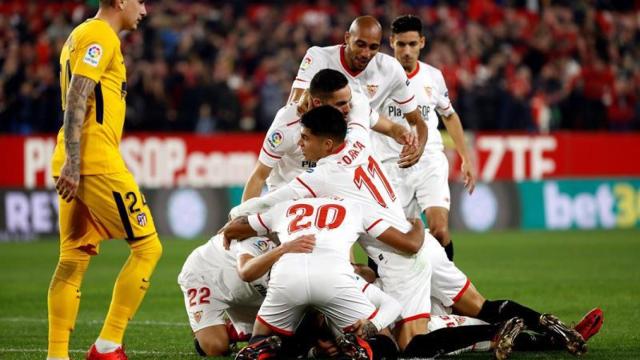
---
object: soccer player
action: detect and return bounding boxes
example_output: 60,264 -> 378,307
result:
178,233 -> 315,356
372,15 -> 476,260
230,106 -> 431,350
289,16 -> 428,169
242,69 -> 416,201
224,197 -> 422,359
48,1 -> 161,360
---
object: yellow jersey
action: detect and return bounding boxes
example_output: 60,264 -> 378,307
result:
52,18 -> 128,176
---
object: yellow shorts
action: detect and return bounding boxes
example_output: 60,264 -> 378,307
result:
57,171 -> 157,256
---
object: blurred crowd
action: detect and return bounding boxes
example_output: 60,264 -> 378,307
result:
0,0 -> 638,134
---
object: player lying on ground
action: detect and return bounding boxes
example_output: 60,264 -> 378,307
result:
223,196 -> 426,359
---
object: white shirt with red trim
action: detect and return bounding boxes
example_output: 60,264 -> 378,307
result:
292,45 -> 418,115
258,91 -> 378,190
374,61 -> 455,162
355,276 -> 402,331
231,122 -> 413,267
248,198 -> 387,265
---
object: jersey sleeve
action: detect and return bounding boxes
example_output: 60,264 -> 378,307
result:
291,165 -> 328,198
361,279 -> 402,330
258,107 -> 298,168
292,46 -> 326,90
361,206 -> 392,238
71,29 -> 116,83
434,70 -> 455,117
388,60 -> 418,114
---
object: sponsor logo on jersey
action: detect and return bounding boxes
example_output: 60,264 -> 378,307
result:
444,91 -> 449,98
424,86 -> 432,98
83,44 -> 102,67
300,56 -> 312,71
267,131 -> 283,149
193,310 -> 203,323
405,79 -> 411,86
302,160 -> 317,168
366,84 -> 379,98
137,212 -> 148,226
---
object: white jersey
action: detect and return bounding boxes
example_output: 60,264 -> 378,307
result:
293,45 -> 418,115
259,91 -> 378,191
183,234 -> 276,303
249,198 -> 386,264
374,60 -> 455,162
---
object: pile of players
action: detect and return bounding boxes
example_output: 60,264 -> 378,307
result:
178,15 -> 603,360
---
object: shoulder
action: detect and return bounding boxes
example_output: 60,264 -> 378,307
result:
376,53 -> 406,74
423,62 -> 447,84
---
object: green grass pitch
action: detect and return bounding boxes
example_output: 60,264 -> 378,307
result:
1,230 -> 639,359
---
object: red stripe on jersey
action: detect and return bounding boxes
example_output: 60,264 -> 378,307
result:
331,142 -> 347,155
396,313 -> 430,325
367,308 -> 379,320
340,45 -> 363,77
362,283 -> 371,292
295,177 -> 317,197
294,78 -> 308,82
441,104 -> 451,111
261,146 -> 282,159
257,213 -> 270,233
256,315 -> 294,336
393,95 -> 415,105
366,219 -> 383,232
286,119 -> 301,126
452,278 -> 471,303
407,62 -> 420,79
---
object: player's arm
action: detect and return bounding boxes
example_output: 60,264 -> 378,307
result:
398,109 -> 428,168
351,280 -> 402,338
371,114 -> 417,148
222,216 -> 256,245
288,87 -> 306,105
236,235 -> 316,282
241,161 -> 273,201
56,74 -> 97,202
376,218 -> 425,254
442,111 -> 475,194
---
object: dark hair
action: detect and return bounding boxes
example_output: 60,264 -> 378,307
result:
309,69 -> 349,100
391,15 -> 423,35
300,105 -> 347,142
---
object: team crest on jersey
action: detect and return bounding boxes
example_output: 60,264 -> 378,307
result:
193,310 -> 203,323
255,239 -> 270,252
300,56 -> 312,71
424,87 -> 433,98
267,131 -> 283,149
136,213 -> 148,226
366,84 -> 379,98
83,43 -> 102,67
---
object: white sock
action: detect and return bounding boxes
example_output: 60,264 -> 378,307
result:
95,338 -> 121,353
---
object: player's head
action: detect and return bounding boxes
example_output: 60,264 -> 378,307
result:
344,16 -> 382,72
309,69 -> 352,117
99,0 -> 147,31
390,15 -> 425,73
298,105 -> 347,162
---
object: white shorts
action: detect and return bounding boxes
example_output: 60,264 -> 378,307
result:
424,234 -> 469,307
375,239 -> 433,324
383,151 -> 451,217
257,256 -> 377,336
177,253 -> 263,334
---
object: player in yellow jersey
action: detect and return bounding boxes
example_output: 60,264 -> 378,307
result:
48,1 -> 162,360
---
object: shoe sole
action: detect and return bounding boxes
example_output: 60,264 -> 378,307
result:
494,317 -> 525,360
541,314 -> 587,356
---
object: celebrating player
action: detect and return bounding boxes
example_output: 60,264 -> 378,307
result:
47,1 -> 162,360
289,16 -> 428,169
372,15 -> 476,261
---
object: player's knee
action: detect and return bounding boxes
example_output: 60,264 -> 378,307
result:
131,233 -> 163,263
194,336 -> 229,356
52,256 -> 90,287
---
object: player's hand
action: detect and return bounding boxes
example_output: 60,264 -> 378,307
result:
398,141 -> 423,168
55,160 -> 80,202
314,339 -> 340,357
461,158 -> 476,194
395,130 -> 418,148
282,234 -> 315,254
351,319 -> 379,339
296,89 -> 312,116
